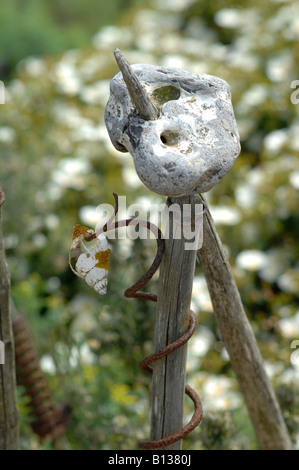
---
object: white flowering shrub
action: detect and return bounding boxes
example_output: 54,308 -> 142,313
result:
1,0 -> 298,450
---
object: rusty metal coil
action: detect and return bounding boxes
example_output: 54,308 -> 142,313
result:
86,193 -> 203,449
13,315 -> 69,441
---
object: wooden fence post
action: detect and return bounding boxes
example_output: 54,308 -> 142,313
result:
0,187 -> 19,449
150,195 -> 201,449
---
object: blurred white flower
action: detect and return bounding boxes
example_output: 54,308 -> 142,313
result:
236,250 -> 269,271
263,360 -> 285,379
246,167 -> 266,186
189,327 -> 215,358
70,123 -> 103,142
278,311 -> 299,338
8,79 -> 27,99
268,3 -> 299,40
122,165 -> 143,189
69,346 -> 79,368
46,276 -> 61,293
4,233 -> 19,250
32,232 -> 48,249
61,49 -> 82,65
79,55 -> 106,79
210,205 -> 242,225
212,394 -> 241,411
40,355 -> 56,375
116,237 -> 134,260
214,8 -> 242,28
79,205 -> 104,227
80,343 -> 95,365
53,62 -> 82,96
289,170 -> 299,189
92,26 -> 132,49
279,367 -> 299,384
203,375 -> 232,397
80,80 -> 110,106
160,34 -> 181,54
202,376 -> 241,410
240,84 -> 268,108
51,158 -> 91,190
234,184 -> 257,209
259,251 -> 283,282
277,270 -> 299,294
19,57 -> 46,77
278,305 -> 292,318
71,311 -> 98,335
134,9 -> 180,35
52,103 -> 81,126
263,129 -> 289,154
152,0 -> 196,12
46,184 -> 64,201
44,214 -> 60,230
161,54 -> 190,69
266,54 -> 293,82
0,126 -> 16,143
138,32 -> 159,53
191,276 -> 213,312
228,50 -> 259,72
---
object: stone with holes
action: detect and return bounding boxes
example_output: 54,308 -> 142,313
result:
105,65 -> 240,197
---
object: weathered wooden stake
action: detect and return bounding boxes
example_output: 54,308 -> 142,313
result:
0,188 -> 19,449
150,195 -> 200,450
197,194 -> 292,450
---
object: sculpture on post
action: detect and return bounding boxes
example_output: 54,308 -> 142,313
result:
105,53 -> 240,196
70,50 -> 291,450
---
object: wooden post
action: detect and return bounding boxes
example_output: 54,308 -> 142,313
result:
150,194 -> 201,450
0,188 -> 19,449
196,194 -> 292,450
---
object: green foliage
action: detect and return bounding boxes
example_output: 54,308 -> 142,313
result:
0,0 -> 299,451
0,0 -> 145,76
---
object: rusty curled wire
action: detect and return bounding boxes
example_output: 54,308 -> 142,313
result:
13,315 -> 69,441
85,193 -> 203,449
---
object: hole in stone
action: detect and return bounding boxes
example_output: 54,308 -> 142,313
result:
160,134 -> 167,144
160,131 -> 180,146
115,141 -> 127,152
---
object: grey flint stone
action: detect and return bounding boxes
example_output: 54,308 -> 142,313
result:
105,64 -> 241,197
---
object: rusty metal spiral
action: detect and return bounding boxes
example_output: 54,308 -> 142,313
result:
13,315 -> 69,441
85,193 -> 203,449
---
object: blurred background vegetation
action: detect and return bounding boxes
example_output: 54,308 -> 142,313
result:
0,0 -> 298,450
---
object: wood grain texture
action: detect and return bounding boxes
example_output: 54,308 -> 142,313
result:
0,189 -> 19,449
150,195 -> 201,450
197,194 -> 292,450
